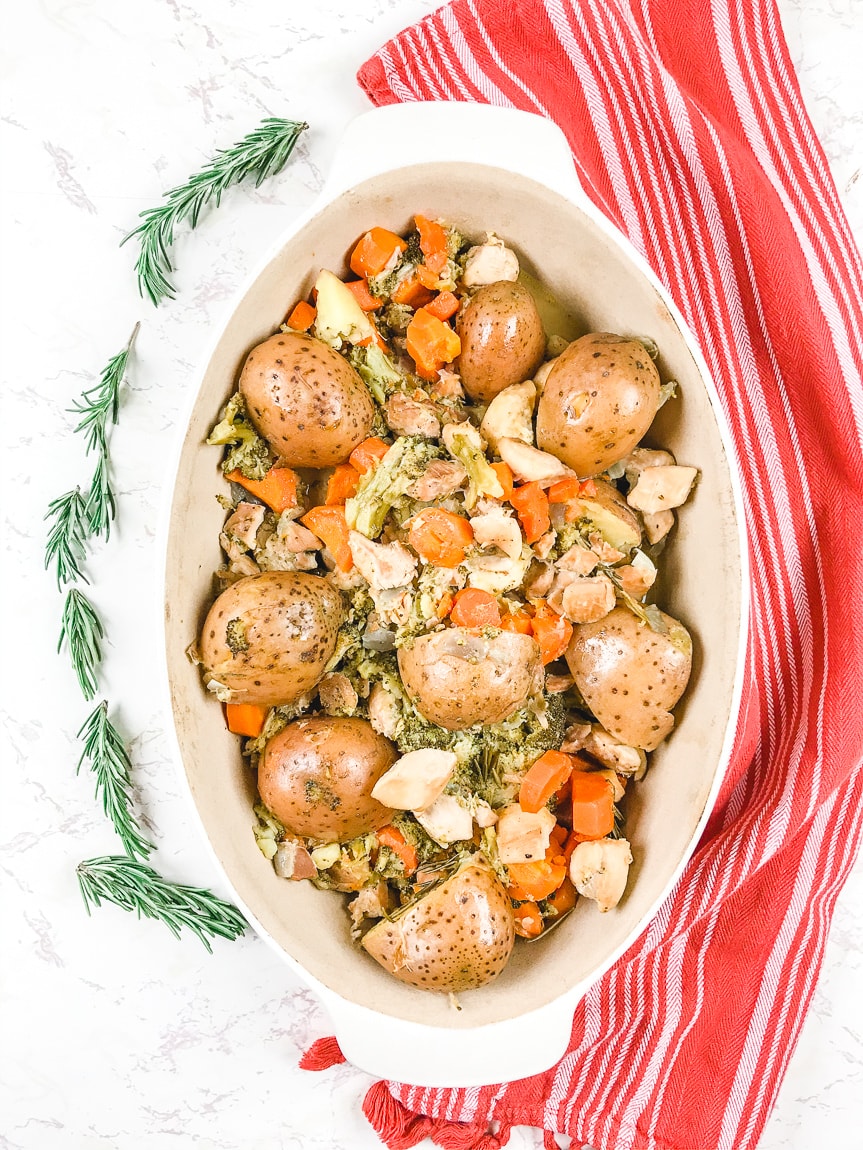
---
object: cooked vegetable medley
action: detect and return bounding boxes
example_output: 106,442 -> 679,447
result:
196,216 -> 698,993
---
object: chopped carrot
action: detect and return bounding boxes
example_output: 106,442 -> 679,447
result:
563,829 -> 586,867
549,822 -> 569,850
349,228 -> 407,278
530,601 -> 573,665
426,291 -> 460,322
349,437 -> 390,474
415,214 -> 449,275
406,307 -> 461,381
300,505 -> 353,572
325,463 -> 361,506
436,591 -> 454,620
408,507 -> 473,567
519,750 -> 574,814
509,481 -> 550,545
499,607 -> 533,635
225,466 -> 299,514
579,478 -> 598,497
490,462 -> 514,501
513,901 -> 544,939
417,264 -> 442,290
377,824 -> 418,874
507,849 -> 568,902
391,272 -> 435,309
285,300 -> 316,331
225,703 -> 268,738
570,771 -> 616,839
345,278 -> 384,311
545,876 -> 578,917
450,588 -> 501,629
355,328 -> 390,353
546,477 -> 582,505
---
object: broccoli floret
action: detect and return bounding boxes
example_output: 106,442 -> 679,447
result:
394,565 -> 454,648
551,521 -> 586,560
345,436 -> 441,539
389,812 -> 443,866
368,233 -> 423,300
206,392 -> 274,480
482,694 -> 569,775
381,303 -> 414,335
324,587 -> 375,674
442,423 -> 503,508
348,344 -> 404,404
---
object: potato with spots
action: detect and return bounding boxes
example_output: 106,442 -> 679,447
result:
258,717 -> 396,842
565,606 -> 692,750
362,856 -> 515,991
536,333 -> 661,477
397,628 -> 543,731
239,331 -> 375,468
456,281 -> 546,402
199,572 -> 344,706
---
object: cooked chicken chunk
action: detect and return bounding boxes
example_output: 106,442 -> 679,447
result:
627,466 -> 698,513
498,438 -> 575,484
368,682 -> 401,740
385,392 -> 441,439
461,234 -> 519,286
569,838 -> 633,912
470,507 -> 523,560
560,574 -> 616,624
407,458 -> 467,501
348,532 -> 417,590
480,380 -> 536,453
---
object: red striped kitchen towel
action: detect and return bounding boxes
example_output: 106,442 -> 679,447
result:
301,2 -> 863,1148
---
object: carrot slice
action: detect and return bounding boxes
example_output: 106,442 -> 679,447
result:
225,466 -> 299,514
391,272 -> 435,309
349,437 -> 390,474
546,477 -> 582,504
225,703 -> 267,738
377,825 -> 418,874
509,481 -> 550,544
415,214 -> 449,275
300,506 -> 353,572
450,588 -> 501,629
349,228 -> 407,278
530,601 -> 573,665
345,278 -> 384,311
545,875 -> 578,917
408,507 -> 473,568
285,300 -> 316,331
490,462 -> 515,502
416,264 -> 442,290
499,607 -> 533,635
325,463 -> 361,506
406,307 -> 461,381
569,771 -> 616,839
425,291 -> 460,322
513,901 -> 544,939
507,854 -> 568,902
519,750 -> 574,814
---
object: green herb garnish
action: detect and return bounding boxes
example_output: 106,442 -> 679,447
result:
122,117 -> 308,306
44,488 -> 89,589
76,856 -> 246,952
59,589 -> 104,700
77,702 -> 153,860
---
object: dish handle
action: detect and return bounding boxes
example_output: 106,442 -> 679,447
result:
314,984 -> 576,1088
322,101 -> 584,205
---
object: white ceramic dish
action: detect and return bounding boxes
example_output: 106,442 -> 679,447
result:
161,102 -> 749,1087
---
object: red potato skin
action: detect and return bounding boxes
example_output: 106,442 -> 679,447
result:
536,333 -> 661,477
456,281 -> 546,403
240,331 -> 375,468
199,572 -> 344,706
258,717 -> 397,842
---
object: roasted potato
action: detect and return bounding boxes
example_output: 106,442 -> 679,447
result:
239,331 -> 375,467
362,856 -> 515,990
258,717 -> 397,841
199,572 -> 344,706
536,333 -> 661,477
397,627 -> 542,730
574,477 -> 641,553
565,606 -> 692,750
456,281 -> 546,402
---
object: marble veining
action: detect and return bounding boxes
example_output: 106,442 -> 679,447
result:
2,1 -> 860,1147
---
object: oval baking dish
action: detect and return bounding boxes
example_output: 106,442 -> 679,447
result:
161,103 -> 748,1087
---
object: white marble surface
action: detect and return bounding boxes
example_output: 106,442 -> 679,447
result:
2,1 -> 861,1147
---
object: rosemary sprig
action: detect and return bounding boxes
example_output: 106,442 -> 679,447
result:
59,589 -> 103,700
77,702 -> 153,860
70,324 -> 139,454
122,117 -> 308,306
44,488 -> 89,589
76,856 -> 246,952
84,437 -> 116,540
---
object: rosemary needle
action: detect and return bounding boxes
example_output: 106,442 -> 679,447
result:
76,856 -> 246,952
44,487 -> 90,589
84,436 -> 116,540
70,323 -> 139,455
122,117 -> 308,306
58,588 -> 103,700
77,702 -> 153,860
